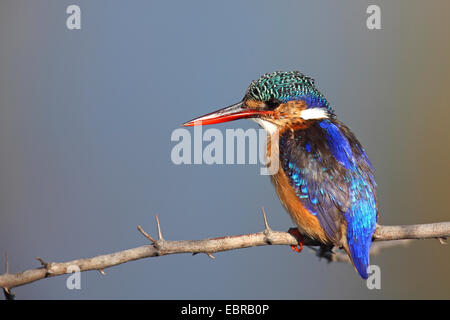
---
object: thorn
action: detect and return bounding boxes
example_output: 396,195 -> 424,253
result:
98,269 -> 106,276
261,206 -> 271,232
155,215 -> 164,241
36,257 -> 52,277
3,287 -> 15,300
438,237 -> 447,245
137,225 -> 156,243
261,206 -> 273,245
36,257 -> 48,269
192,252 -> 215,259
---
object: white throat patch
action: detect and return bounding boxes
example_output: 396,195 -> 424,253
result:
252,118 -> 278,135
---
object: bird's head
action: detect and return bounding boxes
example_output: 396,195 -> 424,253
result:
183,71 -> 335,132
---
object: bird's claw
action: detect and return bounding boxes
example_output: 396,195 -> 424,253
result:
288,227 -> 304,253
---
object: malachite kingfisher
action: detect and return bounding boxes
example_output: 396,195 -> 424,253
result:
183,71 -> 378,279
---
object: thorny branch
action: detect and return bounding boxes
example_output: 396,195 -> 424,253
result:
0,208 -> 449,299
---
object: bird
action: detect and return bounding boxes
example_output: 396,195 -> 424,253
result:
182,71 -> 378,279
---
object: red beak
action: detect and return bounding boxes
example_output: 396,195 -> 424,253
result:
182,101 -> 273,127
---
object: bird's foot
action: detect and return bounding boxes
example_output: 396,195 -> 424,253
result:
288,227 -> 304,253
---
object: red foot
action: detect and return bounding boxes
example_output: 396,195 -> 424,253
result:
288,228 -> 304,253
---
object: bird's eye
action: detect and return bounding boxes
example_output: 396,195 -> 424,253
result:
265,98 -> 280,110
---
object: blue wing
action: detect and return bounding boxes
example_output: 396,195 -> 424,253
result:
280,119 -> 377,278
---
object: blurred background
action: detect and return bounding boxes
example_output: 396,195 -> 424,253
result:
0,0 -> 449,299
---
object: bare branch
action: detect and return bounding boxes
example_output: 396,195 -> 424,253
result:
0,218 -> 449,295
373,222 -> 450,241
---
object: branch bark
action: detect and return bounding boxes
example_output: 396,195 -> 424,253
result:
0,210 -> 448,297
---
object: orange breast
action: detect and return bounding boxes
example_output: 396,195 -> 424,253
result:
270,167 -> 329,243
266,129 -> 329,244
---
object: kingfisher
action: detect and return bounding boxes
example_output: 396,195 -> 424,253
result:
183,71 -> 378,279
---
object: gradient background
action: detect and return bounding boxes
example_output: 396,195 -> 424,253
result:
0,0 -> 449,299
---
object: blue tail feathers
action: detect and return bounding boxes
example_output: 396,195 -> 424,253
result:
345,204 -> 377,279
348,235 -> 372,279
344,174 -> 378,280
